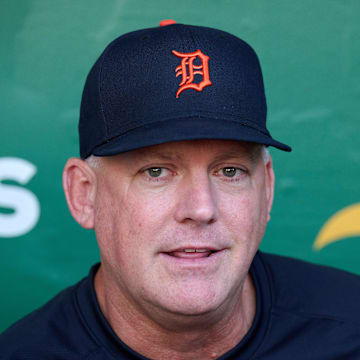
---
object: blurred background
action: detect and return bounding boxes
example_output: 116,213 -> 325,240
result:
1,0 -> 359,333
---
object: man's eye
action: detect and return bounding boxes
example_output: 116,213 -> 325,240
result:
146,168 -> 164,178
222,167 -> 239,178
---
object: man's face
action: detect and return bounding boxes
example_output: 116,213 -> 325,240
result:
93,140 -> 274,319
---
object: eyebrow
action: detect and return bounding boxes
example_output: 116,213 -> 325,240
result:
211,148 -> 260,165
126,151 -> 183,164
122,144 -> 261,165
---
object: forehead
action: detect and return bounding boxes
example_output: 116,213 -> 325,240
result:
101,139 -> 262,166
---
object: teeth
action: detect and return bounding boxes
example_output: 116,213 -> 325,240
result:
183,249 -> 210,253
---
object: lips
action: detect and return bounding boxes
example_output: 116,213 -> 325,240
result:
159,247 -> 227,270
161,247 -> 224,260
167,249 -> 214,258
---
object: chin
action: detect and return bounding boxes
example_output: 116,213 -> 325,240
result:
153,284 -> 227,318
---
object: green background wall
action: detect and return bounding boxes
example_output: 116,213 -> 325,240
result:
1,0 -> 359,333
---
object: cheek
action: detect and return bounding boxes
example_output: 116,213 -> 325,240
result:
220,188 -> 268,242
94,184 -> 172,262
126,184 -> 178,228
93,182 -> 134,261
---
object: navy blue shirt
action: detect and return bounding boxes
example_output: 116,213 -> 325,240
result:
1,251 -> 360,359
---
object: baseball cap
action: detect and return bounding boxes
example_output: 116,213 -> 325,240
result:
79,21 -> 291,159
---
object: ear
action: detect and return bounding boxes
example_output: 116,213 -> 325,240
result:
62,157 -> 96,229
264,155 -> 275,222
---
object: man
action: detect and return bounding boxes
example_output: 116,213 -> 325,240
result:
1,21 -> 360,359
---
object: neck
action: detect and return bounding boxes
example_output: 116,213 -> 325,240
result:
94,266 -> 256,360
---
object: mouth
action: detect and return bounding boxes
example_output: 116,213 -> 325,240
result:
159,247 -> 227,271
162,248 -> 221,259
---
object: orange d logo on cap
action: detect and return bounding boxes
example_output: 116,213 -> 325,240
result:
172,49 -> 212,98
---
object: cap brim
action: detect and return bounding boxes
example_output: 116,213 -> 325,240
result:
92,116 -> 291,157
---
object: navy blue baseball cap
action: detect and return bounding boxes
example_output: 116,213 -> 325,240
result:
79,21 -> 291,159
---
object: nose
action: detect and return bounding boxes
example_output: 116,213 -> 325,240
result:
174,171 -> 217,225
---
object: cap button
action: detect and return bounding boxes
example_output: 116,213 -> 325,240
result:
159,19 -> 176,27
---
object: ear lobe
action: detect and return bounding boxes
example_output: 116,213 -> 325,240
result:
264,156 -> 275,222
62,158 -> 96,229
